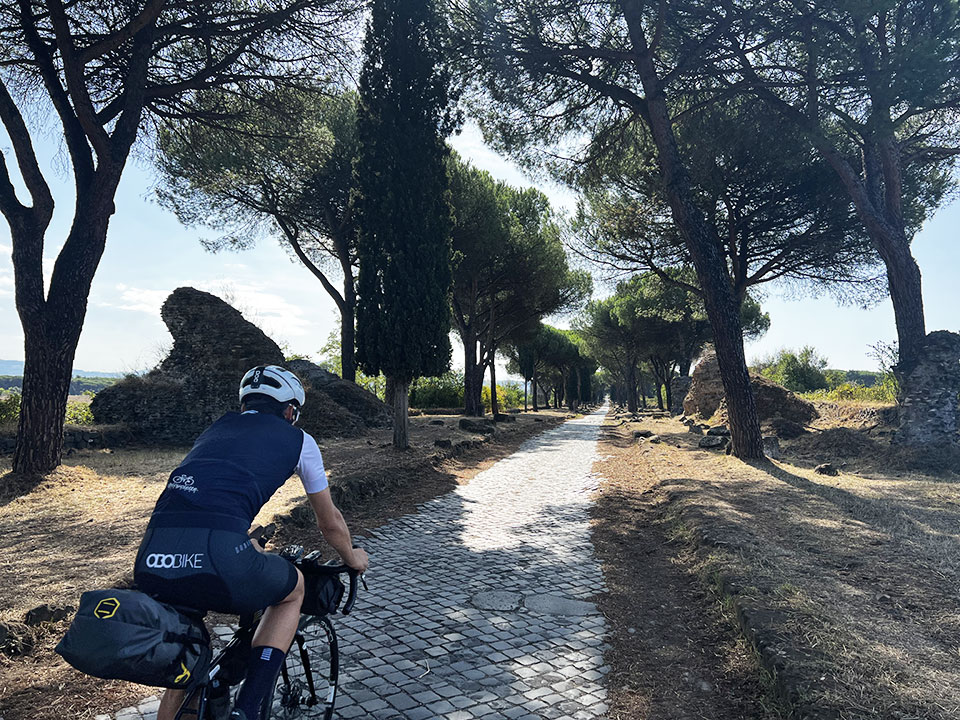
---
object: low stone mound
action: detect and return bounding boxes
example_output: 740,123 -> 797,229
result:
288,360 -> 392,429
92,287 -> 390,444
684,350 -> 818,426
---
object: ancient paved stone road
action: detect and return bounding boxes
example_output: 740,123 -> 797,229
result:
103,406 -> 610,720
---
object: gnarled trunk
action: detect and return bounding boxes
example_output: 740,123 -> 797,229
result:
340,275 -> 357,383
623,2 -> 764,457
389,377 -> 410,449
463,332 -> 483,416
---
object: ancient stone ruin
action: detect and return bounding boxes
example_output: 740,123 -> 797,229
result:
92,287 -> 390,444
895,330 -> 960,446
682,350 -> 818,429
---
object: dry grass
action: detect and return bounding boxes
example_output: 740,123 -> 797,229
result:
591,419 -> 780,720
603,413 -> 960,719
0,410 -> 567,720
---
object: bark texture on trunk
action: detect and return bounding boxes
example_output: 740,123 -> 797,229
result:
390,377 -> 410,449
339,268 -> 357,383
14,330 -> 74,474
625,363 -> 638,413
463,333 -> 483,416
489,359 -> 499,417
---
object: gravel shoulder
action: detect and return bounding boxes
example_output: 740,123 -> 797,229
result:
591,415 -> 780,720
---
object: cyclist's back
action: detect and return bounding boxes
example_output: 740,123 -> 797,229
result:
133,365 -> 369,720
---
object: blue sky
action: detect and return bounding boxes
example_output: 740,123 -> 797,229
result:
0,122 -> 957,375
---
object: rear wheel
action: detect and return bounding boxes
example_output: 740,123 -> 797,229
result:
261,616 -> 339,720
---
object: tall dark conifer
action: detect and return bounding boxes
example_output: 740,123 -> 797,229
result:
354,0 -> 454,448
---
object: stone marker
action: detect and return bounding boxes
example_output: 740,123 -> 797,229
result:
815,462 -> 839,476
762,436 -> 782,460
707,425 -> 731,436
699,435 -> 728,449
459,418 -> 496,434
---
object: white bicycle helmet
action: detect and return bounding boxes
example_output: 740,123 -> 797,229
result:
239,365 -> 306,407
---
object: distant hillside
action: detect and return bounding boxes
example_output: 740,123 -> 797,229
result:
0,375 -> 119,394
0,360 -> 124,378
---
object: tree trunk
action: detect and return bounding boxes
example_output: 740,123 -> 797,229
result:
489,358 -> 499,417
340,277 -> 357,383
622,4 -> 764,457
524,380 -> 528,411
13,330 -> 74,474
11,203 -> 114,474
462,329 -> 484,416
532,367 -> 539,411
625,363 -> 638,413
389,377 -> 410,449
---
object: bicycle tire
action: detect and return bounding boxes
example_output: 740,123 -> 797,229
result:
261,615 -> 339,720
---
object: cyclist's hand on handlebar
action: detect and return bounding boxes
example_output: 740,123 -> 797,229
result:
346,547 -> 369,574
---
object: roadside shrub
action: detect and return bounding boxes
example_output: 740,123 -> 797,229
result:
410,372 -> 464,409
801,382 -> 897,404
65,401 -> 95,425
755,346 -> 829,392
0,390 -> 21,424
481,383 -> 524,412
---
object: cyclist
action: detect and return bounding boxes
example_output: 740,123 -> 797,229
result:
133,365 -> 370,720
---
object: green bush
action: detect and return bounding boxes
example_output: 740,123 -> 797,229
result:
0,392 -> 96,425
481,383 -> 524,412
801,381 -> 897,404
410,372 -> 464,408
65,401 -> 95,425
756,346 -> 829,392
0,390 -> 21,424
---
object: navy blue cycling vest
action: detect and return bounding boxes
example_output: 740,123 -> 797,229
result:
150,411 -> 304,533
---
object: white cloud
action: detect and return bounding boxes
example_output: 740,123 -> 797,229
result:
98,283 -> 170,316
199,280 -> 309,337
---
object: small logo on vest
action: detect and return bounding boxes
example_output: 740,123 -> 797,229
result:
167,474 -> 198,493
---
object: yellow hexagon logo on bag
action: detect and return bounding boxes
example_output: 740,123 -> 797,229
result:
93,597 -> 120,619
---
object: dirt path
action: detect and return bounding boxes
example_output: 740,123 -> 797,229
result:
591,418 -> 778,720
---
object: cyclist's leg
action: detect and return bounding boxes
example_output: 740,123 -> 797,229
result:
233,569 -> 304,719
157,687 -> 194,720
252,567 -> 304,650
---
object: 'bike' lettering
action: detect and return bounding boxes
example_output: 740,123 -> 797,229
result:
145,553 -> 205,570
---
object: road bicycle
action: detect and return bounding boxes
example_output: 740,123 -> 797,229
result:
173,528 -> 363,720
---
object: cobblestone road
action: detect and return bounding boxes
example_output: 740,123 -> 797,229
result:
104,406 -> 610,720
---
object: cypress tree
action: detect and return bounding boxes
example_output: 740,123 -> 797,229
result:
354,0 -> 454,448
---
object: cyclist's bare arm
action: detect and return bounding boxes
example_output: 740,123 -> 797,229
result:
308,489 -> 369,572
